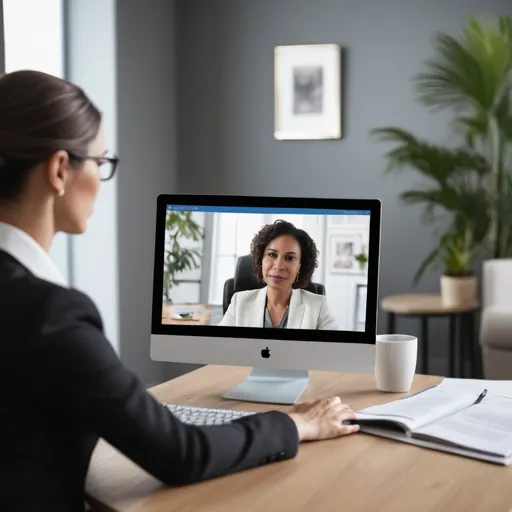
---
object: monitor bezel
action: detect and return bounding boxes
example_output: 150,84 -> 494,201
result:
151,194 -> 381,345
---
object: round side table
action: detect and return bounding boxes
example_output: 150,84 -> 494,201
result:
380,294 -> 481,377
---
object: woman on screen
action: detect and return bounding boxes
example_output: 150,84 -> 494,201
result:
219,220 -> 338,329
0,70 -> 357,510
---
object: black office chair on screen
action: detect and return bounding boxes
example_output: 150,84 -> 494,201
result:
222,254 -> 326,314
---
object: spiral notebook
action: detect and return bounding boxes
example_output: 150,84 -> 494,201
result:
352,383 -> 512,465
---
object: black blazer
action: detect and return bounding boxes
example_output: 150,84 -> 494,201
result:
0,250 -> 299,511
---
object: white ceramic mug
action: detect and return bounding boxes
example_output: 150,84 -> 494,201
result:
374,334 -> 418,392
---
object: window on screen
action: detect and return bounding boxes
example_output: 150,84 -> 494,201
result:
162,207 -> 370,332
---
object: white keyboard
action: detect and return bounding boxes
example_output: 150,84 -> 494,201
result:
166,403 -> 254,426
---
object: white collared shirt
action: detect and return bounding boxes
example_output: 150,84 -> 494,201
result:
0,222 -> 67,287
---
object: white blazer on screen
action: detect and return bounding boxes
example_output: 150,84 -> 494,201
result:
219,286 -> 338,330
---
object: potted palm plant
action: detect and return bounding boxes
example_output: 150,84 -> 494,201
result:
372,15 -> 512,300
413,15 -> 512,259
163,210 -> 204,303
418,230 -> 483,307
373,129 -> 491,305
439,233 -> 478,307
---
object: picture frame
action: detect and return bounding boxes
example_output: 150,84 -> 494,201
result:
328,232 -> 364,274
274,44 -> 342,140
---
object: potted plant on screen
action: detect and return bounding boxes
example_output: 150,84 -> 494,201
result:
371,15 -> 512,301
163,210 -> 204,303
354,247 -> 368,273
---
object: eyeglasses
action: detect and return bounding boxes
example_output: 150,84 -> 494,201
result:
67,151 -> 119,182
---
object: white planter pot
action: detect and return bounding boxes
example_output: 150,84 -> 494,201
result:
440,275 -> 477,307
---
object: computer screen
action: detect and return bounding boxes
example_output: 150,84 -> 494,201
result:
151,195 -> 380,345
151,195 -> 381,403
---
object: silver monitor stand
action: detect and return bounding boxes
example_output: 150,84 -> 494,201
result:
222,368 -> 309,405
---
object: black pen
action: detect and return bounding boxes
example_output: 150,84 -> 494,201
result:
474,389 -> 487,405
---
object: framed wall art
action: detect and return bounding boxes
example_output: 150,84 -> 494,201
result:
328,232 -> 364,274
274,44 -> 342,140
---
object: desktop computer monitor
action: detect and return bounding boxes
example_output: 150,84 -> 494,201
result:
151,194 -> 381,404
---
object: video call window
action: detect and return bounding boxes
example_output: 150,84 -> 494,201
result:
161,205 -> 371,332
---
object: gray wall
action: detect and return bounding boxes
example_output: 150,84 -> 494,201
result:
176,0 -> 512,373
116,0 -> 199,385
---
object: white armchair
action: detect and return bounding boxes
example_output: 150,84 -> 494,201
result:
480,259 -> 512,379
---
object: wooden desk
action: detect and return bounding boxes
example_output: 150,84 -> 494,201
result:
86,366 -> 512,512
161,303 -> 212,325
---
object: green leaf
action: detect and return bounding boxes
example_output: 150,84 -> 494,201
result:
163,211 -> 205,295
372,15 -> 512,278
371,127 -> 490,184
413,246 -> 440,285
414,16 -> 512,113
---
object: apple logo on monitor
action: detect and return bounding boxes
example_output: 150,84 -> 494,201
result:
261,347 -> 270,358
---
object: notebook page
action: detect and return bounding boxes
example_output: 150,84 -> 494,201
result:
413,396 -> 512,457
355,385 -> 481,431
438,378 -> 512,398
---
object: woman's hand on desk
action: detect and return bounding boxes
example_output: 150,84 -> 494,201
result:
288,396 -> 359,442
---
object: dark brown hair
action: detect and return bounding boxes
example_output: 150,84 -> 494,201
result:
250,219 -> 319,288
0,70 -> 102,201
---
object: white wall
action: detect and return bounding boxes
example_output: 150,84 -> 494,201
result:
323,215 -> 370,331
65,0 -> 119,351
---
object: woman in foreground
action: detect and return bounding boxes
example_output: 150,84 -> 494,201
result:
0,70 -> 359,512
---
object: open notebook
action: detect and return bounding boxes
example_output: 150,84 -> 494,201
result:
352,383 -> 512,465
